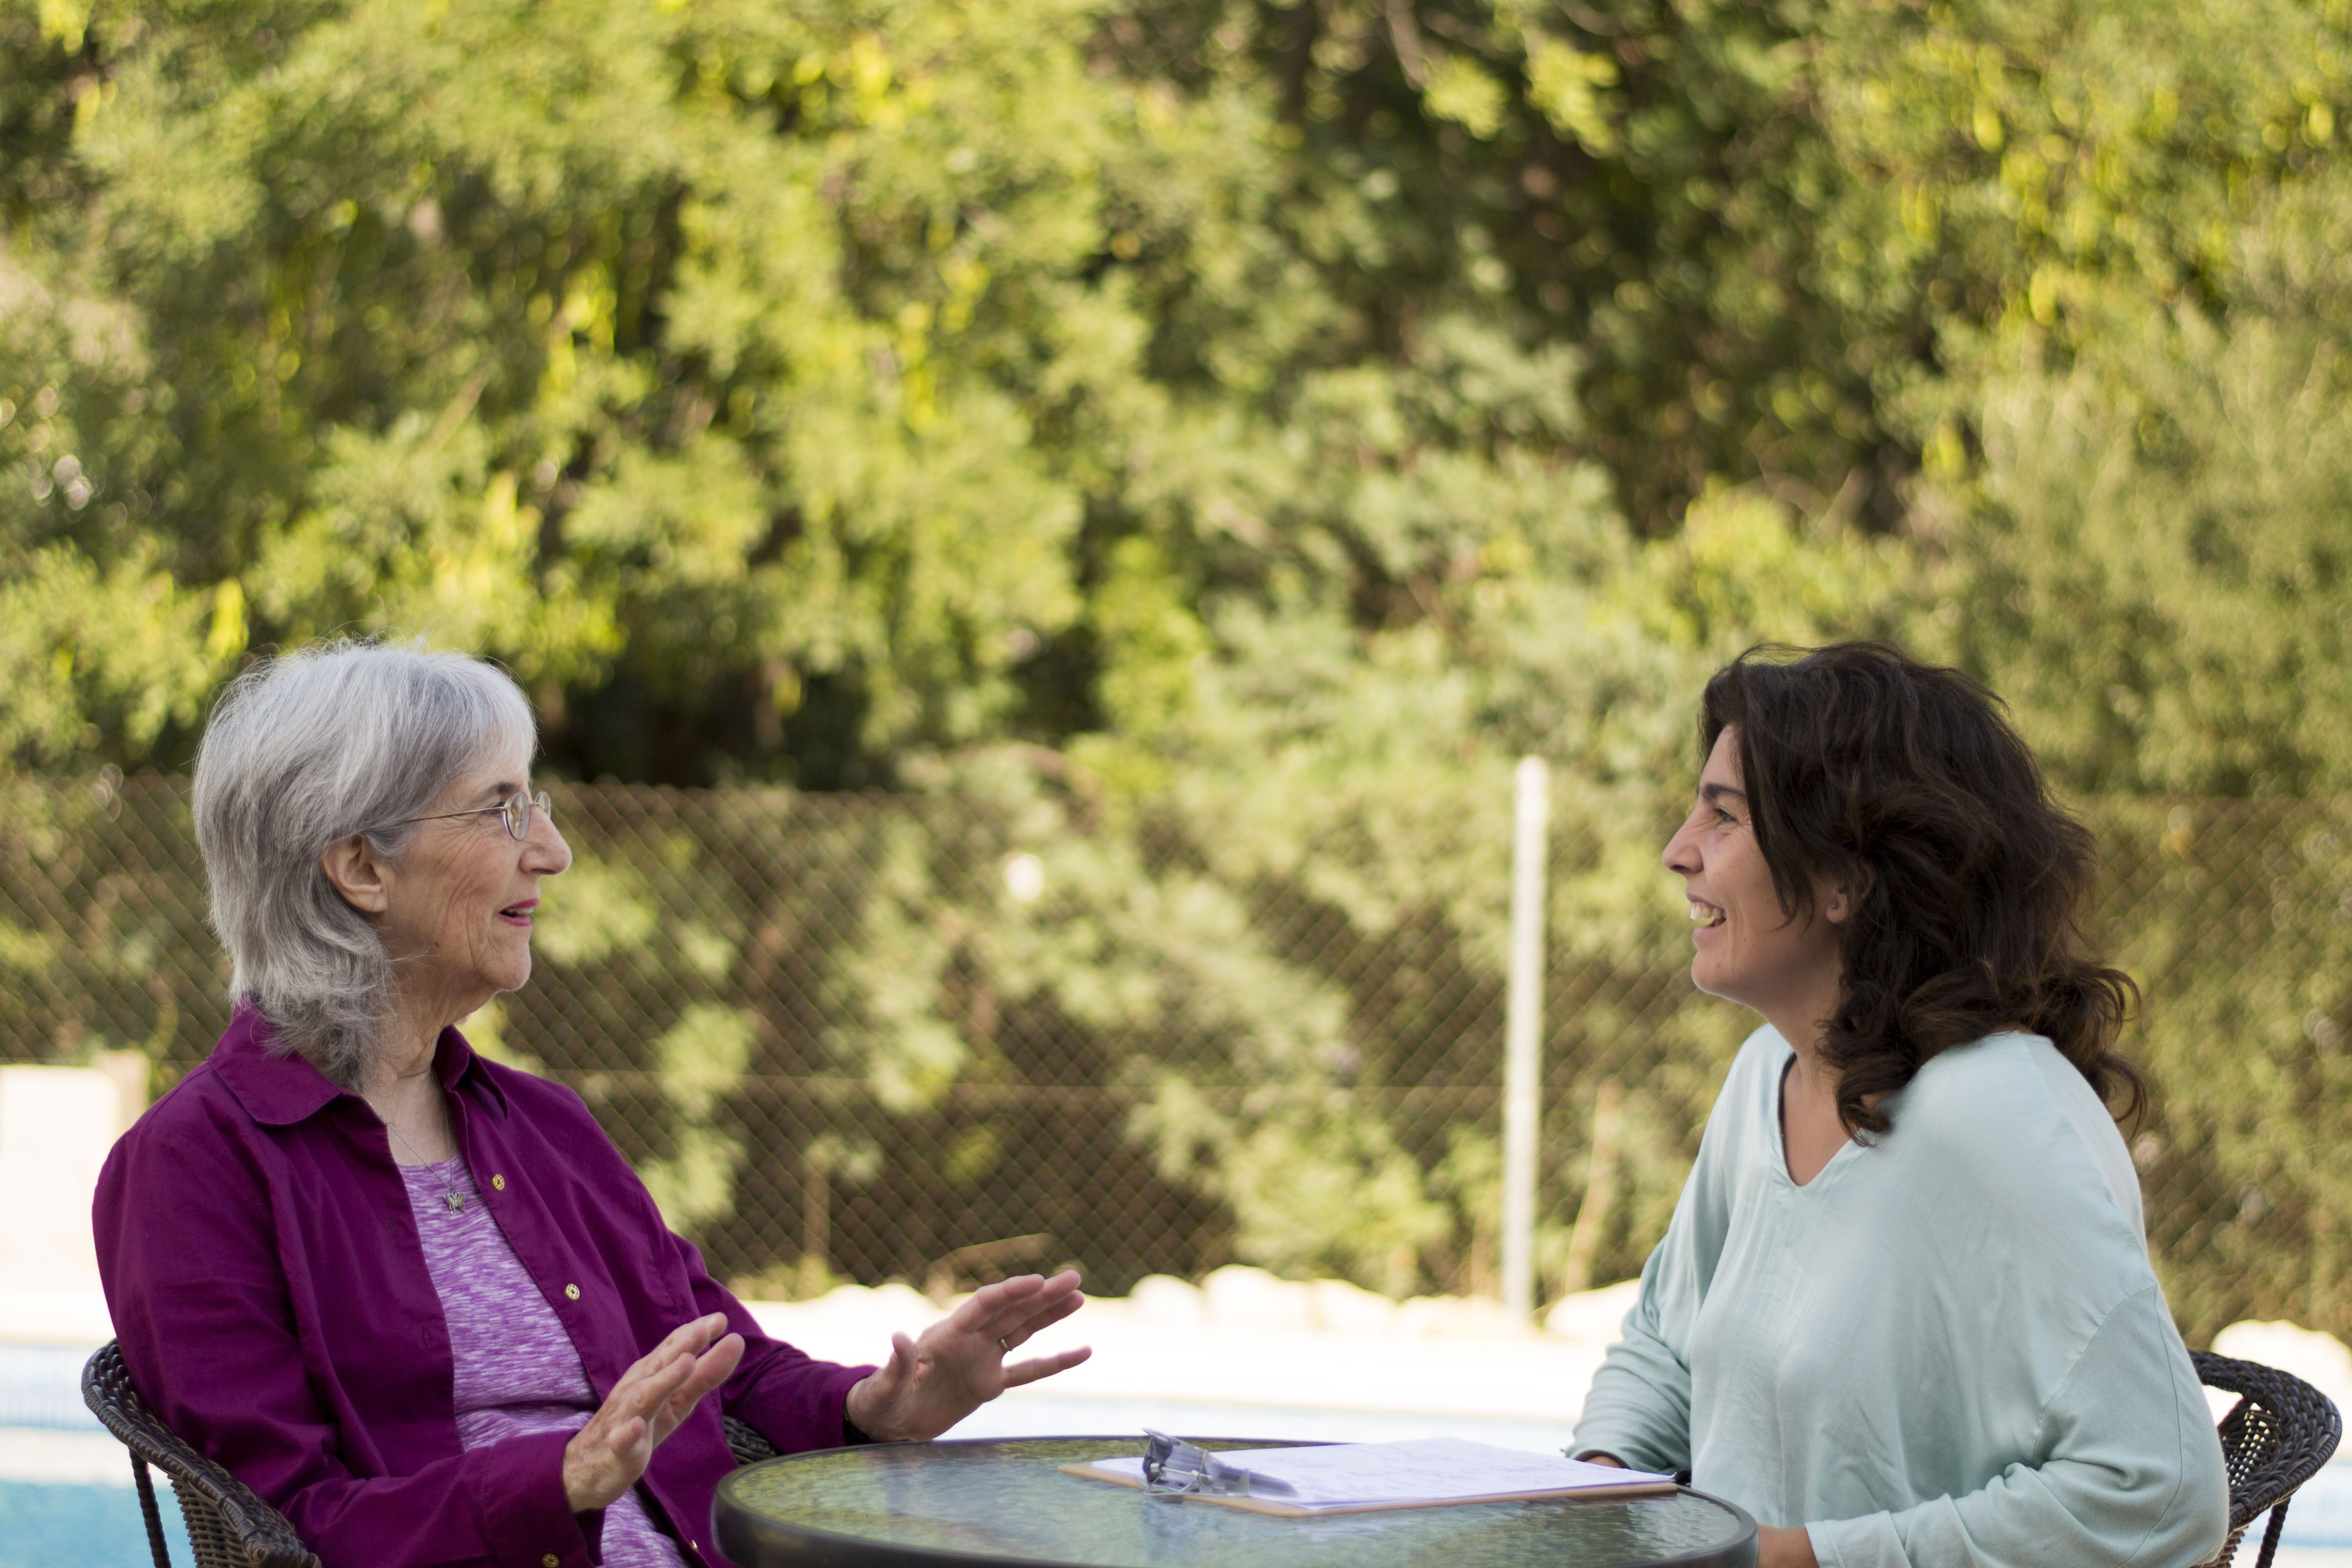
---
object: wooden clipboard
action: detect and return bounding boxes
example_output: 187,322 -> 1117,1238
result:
1058,1460 -> 1679,1518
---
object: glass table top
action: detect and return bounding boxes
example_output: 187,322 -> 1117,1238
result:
715,1438 -> 1757,1568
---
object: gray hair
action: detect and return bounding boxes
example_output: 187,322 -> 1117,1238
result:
192,640 -> 537,1086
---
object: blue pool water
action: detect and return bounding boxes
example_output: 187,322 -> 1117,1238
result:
2293,1465 -> 2352,1550
0,1342 -> 194,1568
0,1479 -> 191,1568
0,1343 -> 95,1428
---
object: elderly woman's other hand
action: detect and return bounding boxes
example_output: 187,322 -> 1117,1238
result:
561,1313 -> 745,1512
844,1270 -> 1089,1441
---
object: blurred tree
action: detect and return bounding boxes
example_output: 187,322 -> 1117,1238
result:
1923,170 -> 2352,796
6,0 -> 2352,1307
3,0 -> 2344,790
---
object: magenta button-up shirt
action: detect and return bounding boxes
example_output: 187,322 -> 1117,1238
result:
93,1007 -> 873,1568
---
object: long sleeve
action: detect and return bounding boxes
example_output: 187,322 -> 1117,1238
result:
1804,1285 -> 2229,1568
97,1116 -> 600,1568
1567,1226 -> 1698,1476
1569,1044 -> 1750,1478
674,1232 -> 873,1451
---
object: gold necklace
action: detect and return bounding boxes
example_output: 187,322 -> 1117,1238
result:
386,1121 -> 465,1215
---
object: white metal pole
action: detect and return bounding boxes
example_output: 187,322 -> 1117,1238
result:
1501,755 -> 1550,1324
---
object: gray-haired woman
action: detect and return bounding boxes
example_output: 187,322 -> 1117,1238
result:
94,641 -> 1089,1568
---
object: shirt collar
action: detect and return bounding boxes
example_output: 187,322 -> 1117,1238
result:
212,1002 -> 508,1125
438,1024 -> 509,1115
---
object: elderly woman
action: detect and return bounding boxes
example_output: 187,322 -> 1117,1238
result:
94,642 -> 1088,1568
1571,643 -> 2228,1568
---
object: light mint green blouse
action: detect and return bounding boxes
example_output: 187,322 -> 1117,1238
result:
1571,1027 -> 2228,1568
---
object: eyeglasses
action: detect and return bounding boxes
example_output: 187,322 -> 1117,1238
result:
400,790 -> 553,842
1140,1430 -> 1296,1499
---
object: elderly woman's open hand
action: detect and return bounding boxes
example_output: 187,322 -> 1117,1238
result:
562,1313 -> 744,1512
844,1271 -> 1089,1441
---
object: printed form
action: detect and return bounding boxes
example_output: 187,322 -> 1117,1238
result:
1071,1436 -> 1677,1514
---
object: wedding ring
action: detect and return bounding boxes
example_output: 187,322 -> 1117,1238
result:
997,1336 -> 1012,1353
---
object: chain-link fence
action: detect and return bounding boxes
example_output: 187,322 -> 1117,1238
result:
4,772 -> 2347,1346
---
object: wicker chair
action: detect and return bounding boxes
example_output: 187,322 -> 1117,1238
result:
2194,1349 -> 2344,1568
82,1339 -> 783,1568
722,1414 -> 779,1466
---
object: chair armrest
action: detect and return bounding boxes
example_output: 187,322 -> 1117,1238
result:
83,1341 -> 322,1568
2192,1349 -> 2344,1530
723,1415 -> 780,1467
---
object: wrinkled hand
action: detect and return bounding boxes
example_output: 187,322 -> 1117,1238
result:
845,1270 -> 1090,1441
562,1313 -> 745,1512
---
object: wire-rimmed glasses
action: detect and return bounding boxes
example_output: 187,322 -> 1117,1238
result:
400,790 -> 553,842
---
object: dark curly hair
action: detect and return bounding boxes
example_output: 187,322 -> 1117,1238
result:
1700,641 -> 2146,1137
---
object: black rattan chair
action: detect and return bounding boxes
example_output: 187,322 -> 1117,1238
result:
82,1340 -> 317,1568
2194,1349 -> 2344,1568
723,1414 -> 779,1466
83,1339 -> 784,1568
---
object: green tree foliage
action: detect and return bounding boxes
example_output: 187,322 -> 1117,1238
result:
2,0 -> 2342,787
1931,174 -> 2352,795
6,0 -> 2352,1313
3,0 -> 2346,790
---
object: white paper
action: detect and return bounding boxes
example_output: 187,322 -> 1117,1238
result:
1083,1436 -> 1675,1510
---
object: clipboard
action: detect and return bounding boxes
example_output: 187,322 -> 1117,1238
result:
1058,1455 -> 1679,1517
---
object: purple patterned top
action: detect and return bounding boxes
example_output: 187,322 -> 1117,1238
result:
400,1157 -> 687,1568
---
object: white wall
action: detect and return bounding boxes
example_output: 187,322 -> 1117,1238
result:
0,1056 -> 145,1334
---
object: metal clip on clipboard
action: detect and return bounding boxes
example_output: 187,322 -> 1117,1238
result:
1139,1430 -> 1300,1499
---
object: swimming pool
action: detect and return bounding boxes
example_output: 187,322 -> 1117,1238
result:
1,1343 -> 192,1568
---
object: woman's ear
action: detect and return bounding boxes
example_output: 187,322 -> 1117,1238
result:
1819,863 -> 1870,927
320,834 -> 390,915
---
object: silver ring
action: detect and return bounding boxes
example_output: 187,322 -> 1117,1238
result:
997,1336 -> 1012,1353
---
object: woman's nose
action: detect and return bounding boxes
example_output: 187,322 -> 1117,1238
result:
527,816 -> 573,876
1662,816 -> 1700,875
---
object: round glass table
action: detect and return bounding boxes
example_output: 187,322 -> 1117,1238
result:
714,1438 -> 1758,1568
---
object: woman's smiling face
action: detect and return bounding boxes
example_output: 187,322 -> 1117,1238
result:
1661,727 -> 1846,1033
375,752 -> 572,1024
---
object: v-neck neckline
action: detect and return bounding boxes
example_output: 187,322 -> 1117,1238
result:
1774,1047 -> 1865,1192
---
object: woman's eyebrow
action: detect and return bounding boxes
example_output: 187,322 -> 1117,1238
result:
1700,782 -> 1748,806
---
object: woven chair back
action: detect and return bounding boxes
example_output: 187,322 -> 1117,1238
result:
2193,1349 -> 2343,1568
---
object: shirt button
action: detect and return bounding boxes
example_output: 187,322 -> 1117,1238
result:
565,1283 -> 580,1300
492,1174 -> 506,1191
543,1555 -> 560,1567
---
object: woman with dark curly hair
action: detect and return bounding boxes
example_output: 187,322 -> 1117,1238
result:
1570,643 -> 2227,1568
